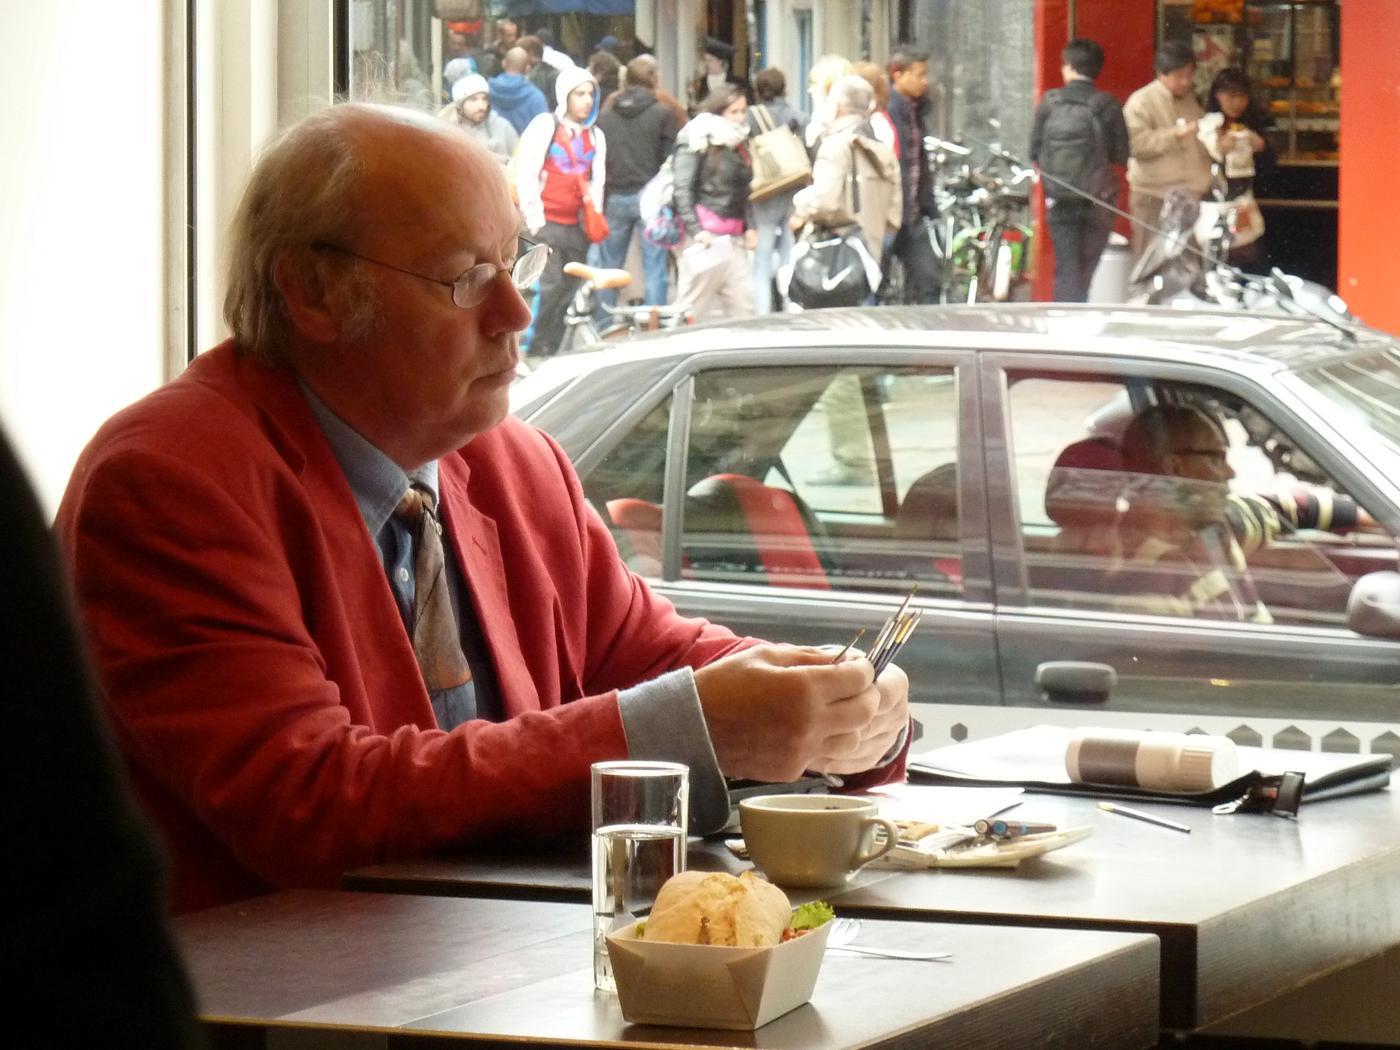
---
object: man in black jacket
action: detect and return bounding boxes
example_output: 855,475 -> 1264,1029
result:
1030,38 -> 1130,302
595,54 -> 678,312
885,47 -> 940,303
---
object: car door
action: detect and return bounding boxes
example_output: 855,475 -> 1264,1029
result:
981,350 -> 1400,755
573,346 -> 1001,739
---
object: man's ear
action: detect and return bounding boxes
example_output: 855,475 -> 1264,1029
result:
273,250 -> 343,344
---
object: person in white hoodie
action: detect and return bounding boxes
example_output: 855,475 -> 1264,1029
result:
515,66 -> 606,357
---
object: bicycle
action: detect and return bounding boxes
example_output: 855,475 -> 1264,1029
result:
553,261 -> 694,356
925,128 -> 1034,304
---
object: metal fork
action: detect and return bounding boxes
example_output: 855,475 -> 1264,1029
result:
826,917 -> 954,962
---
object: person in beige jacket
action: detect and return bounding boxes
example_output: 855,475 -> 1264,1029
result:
790,75 -> 902,485
1123,40 -> 1212,261
790,75 -> 903,270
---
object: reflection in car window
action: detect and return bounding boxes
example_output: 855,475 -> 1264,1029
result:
585,365 -> 962,599
1007,373 -> 1392,628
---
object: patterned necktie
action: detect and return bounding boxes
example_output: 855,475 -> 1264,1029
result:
394,485 -> 473,692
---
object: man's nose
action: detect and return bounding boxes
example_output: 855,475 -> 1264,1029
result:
486,271 -> 534,335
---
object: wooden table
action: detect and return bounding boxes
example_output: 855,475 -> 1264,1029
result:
177,889 -> 1158,1049
345,779 -> 1400,1032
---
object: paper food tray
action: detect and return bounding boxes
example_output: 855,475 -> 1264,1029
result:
606,918 -> 831,1030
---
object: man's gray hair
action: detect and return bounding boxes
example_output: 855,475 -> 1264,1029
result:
223,104 -> 380,364
830,74 -> 874,117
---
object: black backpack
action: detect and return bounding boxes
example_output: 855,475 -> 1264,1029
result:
1038,89 -> 1112,198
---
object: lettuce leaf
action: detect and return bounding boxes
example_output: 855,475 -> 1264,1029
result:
789,901 -> 834,931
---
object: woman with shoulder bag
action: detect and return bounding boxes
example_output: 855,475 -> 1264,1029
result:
789,75 -> 902,304
672,85 -> 758,321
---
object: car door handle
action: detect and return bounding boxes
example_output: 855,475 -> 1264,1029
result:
1035,661 -> 1117,704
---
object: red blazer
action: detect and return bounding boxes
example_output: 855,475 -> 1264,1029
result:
56,343 -> 761,912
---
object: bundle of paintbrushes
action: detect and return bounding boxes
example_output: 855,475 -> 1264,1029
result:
831,585 -> 923,675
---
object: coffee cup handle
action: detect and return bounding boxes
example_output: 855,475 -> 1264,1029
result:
855,817 -> 901,868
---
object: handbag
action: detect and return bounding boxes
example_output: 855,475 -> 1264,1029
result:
1195,190 -> 1264,250
748,104 -> 812,203
785,147 -> 878,309
578,175 -> 609,244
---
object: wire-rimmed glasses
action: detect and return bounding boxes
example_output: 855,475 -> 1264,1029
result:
312,237 -> 549,309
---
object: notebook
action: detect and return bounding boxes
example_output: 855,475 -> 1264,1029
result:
909,724 -> 1394,807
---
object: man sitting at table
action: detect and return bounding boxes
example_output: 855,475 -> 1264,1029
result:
56,103 -> 910,914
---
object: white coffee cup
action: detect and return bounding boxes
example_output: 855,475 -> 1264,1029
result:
739,794 -> 899,888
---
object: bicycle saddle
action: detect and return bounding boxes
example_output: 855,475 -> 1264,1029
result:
561,261 -> 633,289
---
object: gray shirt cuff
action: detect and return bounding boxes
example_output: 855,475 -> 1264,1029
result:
617,667 -> 730,835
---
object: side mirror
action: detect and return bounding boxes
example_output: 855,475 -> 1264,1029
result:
1347,572 -> 1400,639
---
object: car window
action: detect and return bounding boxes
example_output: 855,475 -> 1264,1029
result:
1006,372 -> 1394,628
585,364 -> 962,598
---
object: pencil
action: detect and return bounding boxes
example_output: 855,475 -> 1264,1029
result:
1097,800 -> 1192,834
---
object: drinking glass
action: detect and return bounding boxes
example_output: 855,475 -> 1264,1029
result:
590,760 -> 689,992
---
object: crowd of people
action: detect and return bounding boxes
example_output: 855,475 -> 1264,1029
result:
434,23 -> 1277,340
1033,37 -> 1274,301
431,25 -> 948,356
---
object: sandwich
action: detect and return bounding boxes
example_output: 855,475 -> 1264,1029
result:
640,870 -> 833,947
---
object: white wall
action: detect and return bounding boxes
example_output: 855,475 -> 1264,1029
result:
0,1 -> 169,515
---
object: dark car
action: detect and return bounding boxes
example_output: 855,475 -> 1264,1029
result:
512,305 -> 1400,758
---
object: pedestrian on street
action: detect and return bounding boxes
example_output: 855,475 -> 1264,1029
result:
1030,38 -> 1129,302
594,54 -> 679,313
1124,40 -> 1212,262
672,86 -> 756,322
885,46 -> 940,303
516,66 -> 607,357
747,67 -> 804,314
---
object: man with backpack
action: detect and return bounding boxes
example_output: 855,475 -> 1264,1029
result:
1030,38 -> 1129,302
595,55 -> 678,314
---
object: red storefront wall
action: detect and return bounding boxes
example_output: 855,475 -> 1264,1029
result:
1337,0 -> 1400,335
1031,0 -> 1400,334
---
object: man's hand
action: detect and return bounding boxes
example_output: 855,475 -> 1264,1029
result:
693,644 -> 905,782
743,228 -> 759,251
807,659 -> 909,775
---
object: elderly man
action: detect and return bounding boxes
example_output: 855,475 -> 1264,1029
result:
439,73 -> 519,167
56,104 -> 909,914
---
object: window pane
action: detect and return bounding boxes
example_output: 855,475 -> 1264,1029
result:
585,394 -> 671,578
681,366 -> 962,598
1007,372 -> 1393,626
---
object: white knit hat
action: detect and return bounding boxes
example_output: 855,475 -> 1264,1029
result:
451,74 -> 490,102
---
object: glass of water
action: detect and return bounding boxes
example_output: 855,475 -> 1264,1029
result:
590,760 -> 689,992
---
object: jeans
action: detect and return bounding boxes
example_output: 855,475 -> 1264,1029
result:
751,193 -> 795,314
891,219 -> 940,304
594,190 -> 669,325
533,220 -> 589,358
1046,197 -> 1115,302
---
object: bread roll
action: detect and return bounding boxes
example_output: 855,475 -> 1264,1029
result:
644,871 -> 791,947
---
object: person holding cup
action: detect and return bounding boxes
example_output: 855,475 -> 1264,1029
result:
55,102 -> 911,914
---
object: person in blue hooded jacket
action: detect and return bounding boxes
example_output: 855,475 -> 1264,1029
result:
516,65 -> 607,357
488,46 -> 548,135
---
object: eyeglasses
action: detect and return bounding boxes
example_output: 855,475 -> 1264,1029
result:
1172,448 -> 1230,466
312,238 -> 550,309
